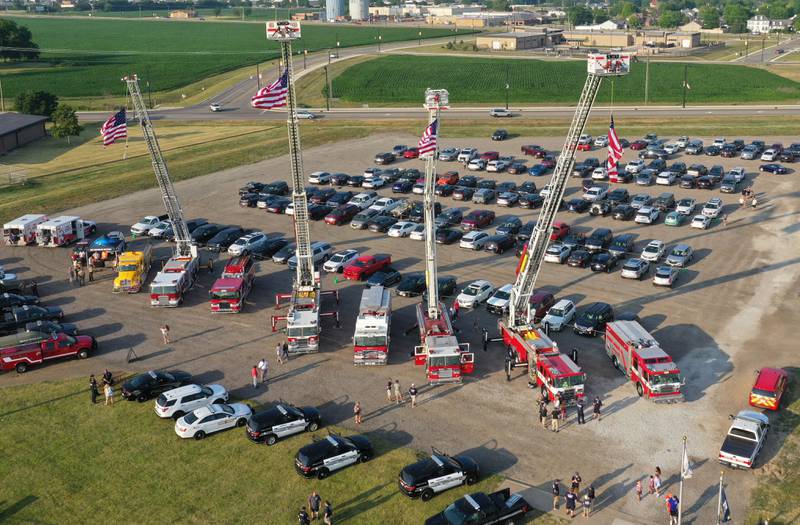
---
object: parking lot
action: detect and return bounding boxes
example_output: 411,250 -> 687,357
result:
1,130 -> 798,524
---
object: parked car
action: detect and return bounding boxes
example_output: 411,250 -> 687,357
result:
323,249 -> 360,273
666,244 -> 694,267
436,228 -> 463,245
567,250 -> 592,268
608,234 -> 635,257
573,302 -> 614,336
174,403 -> 253,440
461,210 -> 495,230
472,189 -> 496,205
691,214 -> 712,229
456,280 -> 495,308
483,234 -> 515,254
675,198 -> 696,215
612,204 -> 636,221
591,252 -> 619,273
439,147 -> 460,161
122,370 -> 193,402
366,268 -> 403,288
486,284 -> 513,315
245,403 -> 321,445
701,197 -> 723,218
388,221 -> 418,238
582,186 -> 608,202
759,163 -> 788,174
652,266 -> 679,287
491,129 -> 508,141
206,227 -> 246,252
541,299 -> 576,332
397,273 -> 457,297
640,240 -> 666,262
308,171 -> 332,185
630,194 -> 653,210
228,232 -> 268,256
287,241 -> 333,270
568,199 -> 591,213
495,217 -> 522,236
621,258 -> 650,280
324,204 -> 360,226
653,192 -> 676,211
518,192 -> 543,209
399,451 -> 480,501
452,186 -> 475,201
585,228 -> 613,252
664,211 -> 688,227
424,489 -> 532,525
374,152 -> 395,165
719,411 -> 769,469
154,384 -> 228,420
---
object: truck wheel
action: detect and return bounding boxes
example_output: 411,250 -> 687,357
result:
265,434 -> 278,446
421,489 -> 435,501
77,349 -> 89,359
611,355 -> 619,370
172,411 -> 185,420
236,418 -> 247,427
466,473 -> 478,485
317,468 -> 329,480
137,393 -> 148,403
307,421 -> 319,432
636,382 -> 644,397
15,362 -> 28,374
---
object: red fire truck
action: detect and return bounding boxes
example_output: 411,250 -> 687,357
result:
529,351 -> 586,404
353,286 -> 391,365
149,255 -> 199,307
604,320 -> 684,403
0,330 -> 97,373
209,255 -> 256,313
414,303 -> 474,384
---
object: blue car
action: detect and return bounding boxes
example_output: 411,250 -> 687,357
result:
393,180 -> 414,193
528,164 -> 549,177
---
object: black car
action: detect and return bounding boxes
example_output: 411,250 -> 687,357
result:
669,162 -> 687,175
401,168 -> 422,181
436,229 -> 463,245
483,234 -> 515,254
571,163 -> 592,178
705,145 -> 721,156
491,129 -> 508,141
647,159 -> 667,172
679,175 -> 696,189
608,233 -> 635,257
399,451 -> 479,500
206,227 -> 245,252
330,173 -> 350,186
452,186 -> 475,201
458,175 -> 478,188
191,223 -> 227,245
308,204 -> 333,220
590,253 -> 619,272
1,305 -> 64,334
409,202 -> 442,223
425,488 -> 531,525
567,250 -> 591,268
265,197 -> 292,213
272,242 -> 297,264
398,273 -> 456,297
720,145 -> 737,158
24,320 -> 79,336
517,181 -> 536,194
585,228 -> 613,252
476,179 -> 496,190
239,192 -> 260,207
347,175 -> 365,187
327,191 -> 355,206
517,221 -> 536,242
245,403 -> 321,445
0,292 -> 39,311
612,204 -> 636,220
607,188 -> 629,204
374,152 -> 396,165
238,181 -> 266,195
435,184 -> 456,197
561,232 -> 586,250
518,192 -> 544,209
696,176 -> 715,189
495,217 -> 522,236
381,168 -> 402,182
367,216 -> 398,233
393,180 -> 414,194
567,198 -> 590,213
496,181 -> 517,194
250,237 -> 289,259
262,181 -> 289,195
708,165 -> 725,183
573,302 -> 614,337
653,192 -> 676,211
366,268 -> 402,288
121,370 -> 193,402
295,433 -> 373,479
436,209 -> 464,228
309,188 -> 336,204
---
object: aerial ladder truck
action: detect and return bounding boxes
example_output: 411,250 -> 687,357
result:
412,89 -> 474,384
266,22 -> 339,354
124,75 -> 200,307
495,54 -> 631,403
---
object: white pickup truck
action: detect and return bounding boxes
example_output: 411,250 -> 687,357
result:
719,410 -> 769,469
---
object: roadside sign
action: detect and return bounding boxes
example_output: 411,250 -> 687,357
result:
266,21 -> 301,40
587,54 -> 631,76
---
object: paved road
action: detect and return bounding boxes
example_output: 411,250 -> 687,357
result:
735,35 -> 800,64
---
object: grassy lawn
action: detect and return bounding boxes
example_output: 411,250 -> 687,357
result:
28,7 -> 322,20
331,55 -> 800,105
295,55 -> 377,108
0,16 -> 461,102
746,368 -> 800,525
0,377 -> 568,524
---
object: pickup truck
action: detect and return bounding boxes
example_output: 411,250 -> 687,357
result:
130,214 -> 168,236
425,488 -> 532,525
719,410 -> 769,469
1,305 -> 64,335
343,254 -> 392,281
0,331 -> 96,373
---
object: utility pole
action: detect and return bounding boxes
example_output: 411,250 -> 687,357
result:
761,36 -> 765,63
0,79 -> 4,112
378,34 -> 382,52
505,64 -> 510,110
324,65 -> 331,110
256,63 -> 261,89
716,470 -> 724,525
678,435 -> 687,525
418,29 -> 422,46
303,49 -> 307,70
644,59 -> 650,105
682,64 -> 687,109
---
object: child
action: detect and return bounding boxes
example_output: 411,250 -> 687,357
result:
582,494 -> 591,518
648,475 -> 656,495
635,479 -> 643,501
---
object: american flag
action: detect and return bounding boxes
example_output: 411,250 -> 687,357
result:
417,119 -> 439,158
607,116 -> 623,175
100,109 -> 127,146
251,69 -> 289,109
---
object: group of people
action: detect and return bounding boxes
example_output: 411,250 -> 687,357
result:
538,394 -> 602,432
89,369 -> 115,406
552,473 -> 595,518
298,491 -> 333,525
386,378 -> 418,408
248,342 -> 291,389
740,188 -> 758,208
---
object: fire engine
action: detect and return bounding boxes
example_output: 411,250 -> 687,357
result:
0,330 -> 97,374
209,255 -> 256,313
3,214 -> 48,245
412,89 -> 474,385
149,256 -> 199,307
36,216 -> 96,247
604,320 -> 683,402
529,351 -> 586,404
353,285 -> 391,365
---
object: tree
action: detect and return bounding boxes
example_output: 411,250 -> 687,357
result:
50,104 -> 83,144
0,19 -> 40,61
627,13 -> 642,27
618,1 -> 638,18
767,3 -> 789,19
14,91 -> 59,118
699,5 -> 720,28
567,5 -> 593,26
213,7 -> 222,16
592,8 -> 610,23
723,3 -> 751,34
658,9 -> 685,27
489,0 -> 511,11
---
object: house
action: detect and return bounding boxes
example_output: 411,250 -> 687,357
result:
575,20 -> 621,31
679,21 -> 702,32
746,15 -> 794,33
0,113 -> 48,156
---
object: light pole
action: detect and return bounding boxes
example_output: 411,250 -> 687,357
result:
324,65 -> 331,110
378,34 -> 382,52
505,64 -> 510,110
682,64 -> 688,109
304,49 -> 307,70
0,79 -> 4,112
418,30 -> 422,46
761,36 -> 765,63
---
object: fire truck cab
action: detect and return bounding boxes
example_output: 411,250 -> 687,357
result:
209,255 -> 256,313
285,293 -> 320,354
3,214 -> 48,246
36,216 -> 95,247
529,351 -> 586,404
353,286 -> 391,365
414,304 -> 473,384
604,320 -> 683,402
149,255 -> 199,307
749,367 -> 788,411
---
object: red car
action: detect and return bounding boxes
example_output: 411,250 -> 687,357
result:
629,140 -> 648,151
749,367 -> 789,411
576,143 -> 592,152
550,221 -> 570,241
437,171 -> 459,185
480,151 -> 499,162
521,144 -> 546,157
541,155 -> 557,169
343,254 -> 392,280
461,209 -> 496,230
404,148 -> 420,159
324,204 -> 360,225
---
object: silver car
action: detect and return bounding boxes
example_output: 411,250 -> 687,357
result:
621,258 -> 650,280
665,244 -> 693,267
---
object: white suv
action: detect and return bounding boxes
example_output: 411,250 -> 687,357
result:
490,108 -> 512,117
155,384 -> 228,420
625,160 -> 646,174
323,249 -> 359,273
458,148 -> 479,163
308,171 -> 332,184
349,191 -> 379,209
288,241 -> 333,270
541,299 -> 576,332
228,232 -> 268,256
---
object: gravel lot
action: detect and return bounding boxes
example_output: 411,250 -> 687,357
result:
2,131 -> 798,524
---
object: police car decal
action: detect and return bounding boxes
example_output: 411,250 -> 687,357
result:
322,437 -> 359,471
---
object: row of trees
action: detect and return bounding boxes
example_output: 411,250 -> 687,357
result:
15,91 -> 83,144
0,19 -> 39,61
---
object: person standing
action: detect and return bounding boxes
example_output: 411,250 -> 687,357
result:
307,491 -> 321,521
565,489 -> 577,518
87,262 -> 94,283
77,266 -> 85,286
408,383 -> 418,408
394,379 -> 403,405
559,394 -> 567,421
323,500 -> 333,525
102,368 -> 113,386
258,358 -> 269,383
251,365 -> 259,389
553,394 -> 561,420
89,375 -> 100,404
386,379 -> 394,403
647,475 -> 656,495
104,383 -> 114,406
353,401 -> 362,425
160,324 -> 171,345
592,396 -> 602,421
576,398 -> 585,424
666,493 -> 679,525
551,480 -> 561,510
207,257 -> 214,274
69,264 -> 76,286
452,298 -> 460,320
550,406 -> 559,433
276,343 -> 285,365
635,479 -> 643,501
539,402 -> 548,429
653,472 -> 662,497
587,484 -> 595,513
722,213 -> 728,226
298,507 -> 310,525
582,494 -> 591,518
30,280 -> 38,297
571,472 -> 581,494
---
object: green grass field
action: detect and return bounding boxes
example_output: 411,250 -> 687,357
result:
0,16 -> 459,100
27,7 -> 322,20
331,55 -> 800,105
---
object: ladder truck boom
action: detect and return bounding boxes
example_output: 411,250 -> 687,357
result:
508,55 -> 630,327
423,89 -> 445,320
124,76 -> 193,258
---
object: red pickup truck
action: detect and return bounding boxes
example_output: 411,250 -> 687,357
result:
343,254 -> 392,281
0,331 -> 97,373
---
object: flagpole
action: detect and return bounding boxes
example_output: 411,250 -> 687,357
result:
716,470 -> 724,525
678,435 -> 686,525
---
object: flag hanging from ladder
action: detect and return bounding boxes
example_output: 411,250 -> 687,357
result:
607,116 -> 623,176
418,119 -> 439,158
251,69 -> 289,109
100,108 -> 127,146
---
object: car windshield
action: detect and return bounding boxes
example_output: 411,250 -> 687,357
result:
354,335 -> 387,347
644,246 -> 659,253
493,290 -> 511,300
656,268 -> 672,277
233,239 -> 246,245
183,411 -> 199,425
650,373 -> 681,386
673,248 -> 688,256
707,202 -> 720,209
624,261 -> 639,270
211,289 -> 240,300
118,264 -> 138,272
287,326 -> 318,337
554,374 -> 586,388
548,307 -> 565,317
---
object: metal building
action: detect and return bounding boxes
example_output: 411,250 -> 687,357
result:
348,0 -> 368,21
326,0 -> 344,21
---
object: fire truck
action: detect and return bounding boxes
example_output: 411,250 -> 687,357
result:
209,255 -> 256,313
412,89 -> 474,385
604,320 -> 684,402
353,285 -> 391,365
149,255 -> 199,307
0,330 -> 97,373
529,351 -> 586,404
3,214 -> 48,245
36,216 -> 96,247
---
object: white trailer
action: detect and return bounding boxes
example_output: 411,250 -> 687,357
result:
36,216 -> 96,247
3,214 -> 48,245
353,286 -> 391,365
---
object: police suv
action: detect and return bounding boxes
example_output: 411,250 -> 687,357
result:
399,451 -> 480,501
295,433 -> 373,479
245,403 -> 321,445
425,488 -> 532,525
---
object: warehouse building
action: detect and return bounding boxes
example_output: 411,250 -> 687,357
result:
0,113 -> 48,156
563,29 -> 633,47
476,29 -> 564,50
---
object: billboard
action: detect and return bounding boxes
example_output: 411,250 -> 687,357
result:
587,54 -> 631,76
266,21 -> 302,40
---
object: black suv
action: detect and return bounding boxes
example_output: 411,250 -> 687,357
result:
653,192 -> 676,211
584,228 -> 613,252
399,451 -> 480,501
573,302 -> 614,337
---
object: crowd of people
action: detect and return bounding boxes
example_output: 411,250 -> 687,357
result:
298,490 -> 333,525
